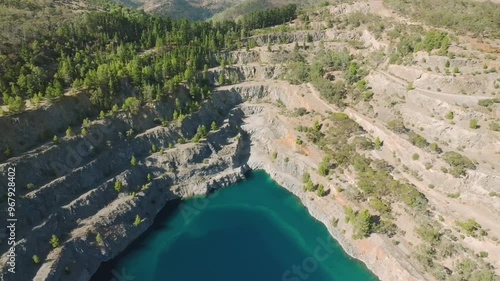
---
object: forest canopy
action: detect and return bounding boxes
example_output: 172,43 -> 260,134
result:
0,1 -> 297,112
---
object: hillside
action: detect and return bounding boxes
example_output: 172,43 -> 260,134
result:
1,1 -> 500,281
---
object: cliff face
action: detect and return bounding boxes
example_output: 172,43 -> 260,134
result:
0,78 -> 427,281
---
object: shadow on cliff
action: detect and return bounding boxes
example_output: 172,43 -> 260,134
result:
90,197 -> 183,281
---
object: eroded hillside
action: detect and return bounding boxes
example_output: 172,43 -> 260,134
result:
0,1 -> 499,281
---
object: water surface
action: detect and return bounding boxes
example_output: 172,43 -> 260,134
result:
92,170 -> 378,281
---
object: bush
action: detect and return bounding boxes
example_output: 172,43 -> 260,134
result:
469,119 -> 478,129
114,180 -> 123,192
408,131 -> 428,148
477,98 -> 500,107
387,119 -> 407,133
445,111 -> 454,120
272,151 -> 278,159
489,121 -> 500,132
455,219 -> 481,236
442,151 -> 476,177
412,153 -> 420,160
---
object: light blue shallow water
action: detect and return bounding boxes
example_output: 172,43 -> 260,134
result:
91,170 -> 378,281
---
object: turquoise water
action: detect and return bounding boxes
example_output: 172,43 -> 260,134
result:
91,170 -> 378,281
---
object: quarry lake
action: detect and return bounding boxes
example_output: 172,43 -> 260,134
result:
91,170 -> 378,281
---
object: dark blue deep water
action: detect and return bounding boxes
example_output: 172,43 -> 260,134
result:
91,170 -> 378,281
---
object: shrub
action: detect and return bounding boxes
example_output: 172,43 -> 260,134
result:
32,255 -> 40,264
470,119 -> 478,129
284,157 -> 289,162
408,131 -> 428,148
412,153 -> 420,160
272,151 -> 278,159
302,172 -> 311,183
387,119 -> 407,133
479,251 -> 488,258
442,151 -> 475,177
489,121 -> 500,131
477,98 -> 500,107
445,111 -> 454,120
455,219 -> 481,236
447,192 -> 460,198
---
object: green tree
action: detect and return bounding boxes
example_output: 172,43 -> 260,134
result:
353,209 -> 372,239
122,97 -> 141,114
470,119 -> 478,129
52,135 -> 58,144
134,215 -> 141,226
318,156 -> 330,176
65,127 -> 72,137
211,121 -> 217,131
316,184 -> 325,197
7,95 -> 25,113
81,128 -> 87,136
114,180 -> 123,192
130,156 -> 137,166
374,137 -> 382,149
32,255 -> 40,264
96,232 -> 103,244
49,235 -> 59,248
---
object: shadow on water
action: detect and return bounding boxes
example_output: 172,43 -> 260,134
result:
90,198 -> 183,281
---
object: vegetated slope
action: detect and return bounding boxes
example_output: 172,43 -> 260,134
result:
383,0 -> 500,38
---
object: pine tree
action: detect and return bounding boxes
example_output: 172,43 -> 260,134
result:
211,121 -> 217,131
49,235 -> 59,248
96,232 -> 103,244
130,156 -> 137,166
133,215 -> 141,226
114,180 -> 123,192
374,137 -> 382,149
